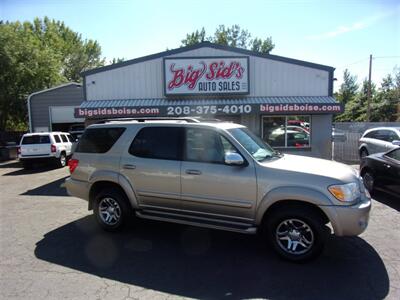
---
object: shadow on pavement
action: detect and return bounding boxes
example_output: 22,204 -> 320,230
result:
0,160 -> 22,169
2,164 -> 59,176
20,177 -> 68,197
35,216 -> 389,300
372,190 -> 400,212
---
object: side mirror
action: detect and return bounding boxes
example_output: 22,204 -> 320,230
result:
225,152 -> 244,166
392,140 -> 400,146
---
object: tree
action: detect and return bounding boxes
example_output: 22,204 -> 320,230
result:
371,73 -> 399,122
337,69 -> 359,105
0,17 -> 105,130
110,57 -> 125,65
335,69 -> 359,121
181,27 -> 208,46
181,25 -> 275,54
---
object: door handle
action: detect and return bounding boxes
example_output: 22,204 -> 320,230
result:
123,164 -> 136,170
185,169 -> 202,175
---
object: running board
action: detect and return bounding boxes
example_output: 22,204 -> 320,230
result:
136,210 -> 257,234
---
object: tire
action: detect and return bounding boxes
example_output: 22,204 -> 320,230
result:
57,153 -> 66,168
265,206 -> 327,262
362,170 -> 374,193
360,148 -> 369,159
93,188 -> 132,231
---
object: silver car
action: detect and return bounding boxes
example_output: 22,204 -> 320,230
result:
359,127 -> 400,158
66,119 -> 371,262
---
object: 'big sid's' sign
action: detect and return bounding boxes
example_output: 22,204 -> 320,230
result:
163,57 -> 249,96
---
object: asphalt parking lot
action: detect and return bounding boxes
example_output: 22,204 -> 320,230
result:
0,161 -> 399,300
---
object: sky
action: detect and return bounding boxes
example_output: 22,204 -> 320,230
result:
1,0 -> 400,92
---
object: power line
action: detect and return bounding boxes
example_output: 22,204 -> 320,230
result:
374,56 -> 400,59
339,56 -> 400,69
339,57 -> 369,68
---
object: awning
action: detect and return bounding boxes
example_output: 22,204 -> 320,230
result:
75,96 -> 342,118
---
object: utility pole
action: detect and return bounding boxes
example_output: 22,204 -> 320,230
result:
367,54 -> 372,122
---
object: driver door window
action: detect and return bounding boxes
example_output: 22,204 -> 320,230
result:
185,128 -> 225,164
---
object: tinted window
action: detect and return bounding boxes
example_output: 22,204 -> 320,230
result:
364,131 -> 376,138
386,148 -> 400,162
54,135 -> 61,143
185,128 -> 225,163
67,134 -> 74,143
61,134 -> 68,143
387,131 -> 399,142
21,135 -> 50,145
76,127 -> 125,153
129,127 -> 182,160
375,130 -> 394,142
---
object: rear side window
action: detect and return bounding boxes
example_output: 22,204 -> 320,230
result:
129,127 -> 182,160
21,135 -> 50,145
54,135 -> 61,143
75,127 -> 126,153
364,131 -> 376,138
375,130 -> 394,142
61,134 -> 68,143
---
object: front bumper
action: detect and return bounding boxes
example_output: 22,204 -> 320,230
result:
65,177 -> 90,201
321,194 -> 371,236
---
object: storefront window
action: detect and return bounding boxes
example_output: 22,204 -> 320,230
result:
262,116 -> 311,148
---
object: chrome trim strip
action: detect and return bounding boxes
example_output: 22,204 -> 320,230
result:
181,194 -> 252,208
137,190 -> 181,200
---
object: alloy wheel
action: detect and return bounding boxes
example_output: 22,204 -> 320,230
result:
98,197 -> 122,226
275,218 -> 314,255
363,172 -> 374,192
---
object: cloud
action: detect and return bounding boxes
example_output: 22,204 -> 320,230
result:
306,11 -> 393,40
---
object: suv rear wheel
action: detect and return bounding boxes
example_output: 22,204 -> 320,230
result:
93,188 -> 131,231
265,206 -> 327,262
57,153 -> 66,168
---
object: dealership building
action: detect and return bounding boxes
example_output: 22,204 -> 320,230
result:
28,82 -> 84,133
72,42 -> 341,159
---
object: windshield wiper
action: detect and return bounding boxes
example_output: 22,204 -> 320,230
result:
259,154 -> 273,161
273,150 -> 284,157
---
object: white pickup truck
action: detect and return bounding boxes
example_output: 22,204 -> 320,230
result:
18,132 -> 74,169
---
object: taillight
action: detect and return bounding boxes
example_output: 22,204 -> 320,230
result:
68,159 -> 79,174
51,144 -> 56,153
17,147 -> 21,155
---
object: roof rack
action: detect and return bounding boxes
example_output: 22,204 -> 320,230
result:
94,117 -> 203,124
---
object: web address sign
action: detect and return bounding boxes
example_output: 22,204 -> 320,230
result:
166,105 -> 252,116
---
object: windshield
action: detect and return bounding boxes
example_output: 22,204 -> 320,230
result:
228,128 -> 279,161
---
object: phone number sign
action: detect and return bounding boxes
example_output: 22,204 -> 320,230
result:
163,56 -> 249,96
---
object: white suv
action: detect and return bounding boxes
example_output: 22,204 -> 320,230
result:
18,132 -> 74,169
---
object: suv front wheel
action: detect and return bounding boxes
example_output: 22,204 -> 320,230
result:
265,206 -> 327,262
93,189 -> 131,231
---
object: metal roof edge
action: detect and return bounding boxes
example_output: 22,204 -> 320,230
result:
81,42 -> 335,77
79,96 -> 339,108
27,82 -> 82,99
27,82 -> 82,132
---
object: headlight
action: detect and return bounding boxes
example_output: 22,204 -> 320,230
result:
328,182 -> 360,202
